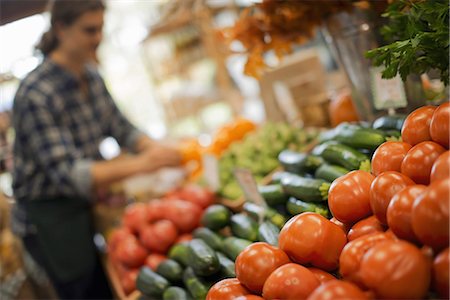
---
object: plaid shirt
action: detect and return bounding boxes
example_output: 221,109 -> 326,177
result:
11,59 -> 142,235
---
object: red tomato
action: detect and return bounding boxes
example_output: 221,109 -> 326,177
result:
328,171 -> 375,224
359,240 -> 431,299
339,232 -> 392,288
307,280 -> 369,300
163,199 -> 202,233
386,184 -> 427,243
120,268 -> 138,295
430,101 -> 450,148
329,217 -> 350,233
235,242 -> 290,293
206,278 -> 251,300
115,237 -> 148,268
430,151 -> 450,182
401,141 -> 446,184
142,220 -> 178,253
307,267 -> 336,284
175,233 -> 193,243
347,215 -> 386,242
433,247 -> 450,298
412,178 -> 450,252
147,199 -> 168,222
262,263 -> 320,300
369,171 -> 415,225
371,141 -> 412,176
123,202 -> 149,234
279,213 -> 347,271
144,253 -> 166,271
234,295 -> 264,300
401,105 -> 436,146
108,227 -> 133,253
175,184 -> 216,209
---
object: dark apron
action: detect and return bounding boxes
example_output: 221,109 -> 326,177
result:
26,197 -> 96,282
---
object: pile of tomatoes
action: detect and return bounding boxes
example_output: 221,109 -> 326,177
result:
107,184 -> 215,295
206,102 -> 449,300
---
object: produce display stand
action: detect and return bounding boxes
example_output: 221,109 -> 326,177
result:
105,257 -> 141,300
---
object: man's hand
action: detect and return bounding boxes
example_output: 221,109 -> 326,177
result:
137,144 -> 182,172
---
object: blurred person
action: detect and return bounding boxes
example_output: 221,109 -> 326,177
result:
10,0 -> 181,299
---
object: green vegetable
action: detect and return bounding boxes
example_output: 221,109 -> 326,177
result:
136,267 -> 170,298
222,237 -> 252,261
182,268 -> 209,300
366,0 -> 449,85
192,227 -> 223,252
168,242 -> 190,267
258,221 -> 280,246
314,164 -> 349,182
216,252 -> 236,278
187,239 -> 220,277
258,184 -> 288,206
286,197 -> 330,218
156,259 -> 183,283
230,214 -> 259,241
163,287 -> 191,300
242,202 -> 287,229
372,114 -> 406,131
201,205 -> 231,231
281,173 -> 330,202
312,141 -> 370,171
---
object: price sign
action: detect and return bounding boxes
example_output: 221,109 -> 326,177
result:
234,168 -> 267,223
370,66 -> 408,110
202,154 -> 220,192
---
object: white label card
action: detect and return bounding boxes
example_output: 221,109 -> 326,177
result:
202,154 -> 220,192
370,66 -> 408,110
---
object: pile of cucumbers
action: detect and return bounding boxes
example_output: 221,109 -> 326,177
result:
258,116 -> 405,219
136,203 -> 284,300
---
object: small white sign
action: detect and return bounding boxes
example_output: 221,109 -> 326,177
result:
202,154 -> 220,192
370,66 -> 408,110
234,168 -> 267,208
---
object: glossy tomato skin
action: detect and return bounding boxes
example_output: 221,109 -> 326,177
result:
347,215 -> 386,242
359,240 -> 431,299
115,237 -> 148,268
307,280 -> 369,300
430,151 -> 450,182
386,185 -> 427,243
206,278 -> 251,300
371,141 -> 412,176
279,213 -> 347,271
339,232 -> 392,288
140,220 -> 178,253
144,253 -> 166,271
401,105 -> 436,146
262,263 -> 320,300
235,242 -> 290,293
123,202 -> 149,234
369,171 -> 415,225
433,247 -> 450,298
234,295 -> 264,300
401,141 -> 446,185
328,171 -> 375,224
430,101 -> 450,148
307,268 -> 336,284
412,178 -> 450,252
329,217 -> 350,233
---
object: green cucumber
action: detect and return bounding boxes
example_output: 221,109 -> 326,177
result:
270,171 -> 294,184
242,202 -> 287,229
201,205 -> 232,231
281,174 -> 330,202
193,227 -> 223,251
314,163 -> 349,182
258,221 -> 280,246
230,214 -> 259,241
312,141 -> 369,170
304,155 -> 325,173
372,114 -> 406,131
182,267 -> 210,300
216,252 -> 236,278
258,184 -> 288,206
136,266 -> 170,298
286,197 -> 329,218
163,287 -> 191,300
278,150 -> 308,174
156,259 -> 183,283
168,242 -> 190,267
222,237 -> 252,261
187,239 -> 220,276
333,124 -> 386,150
